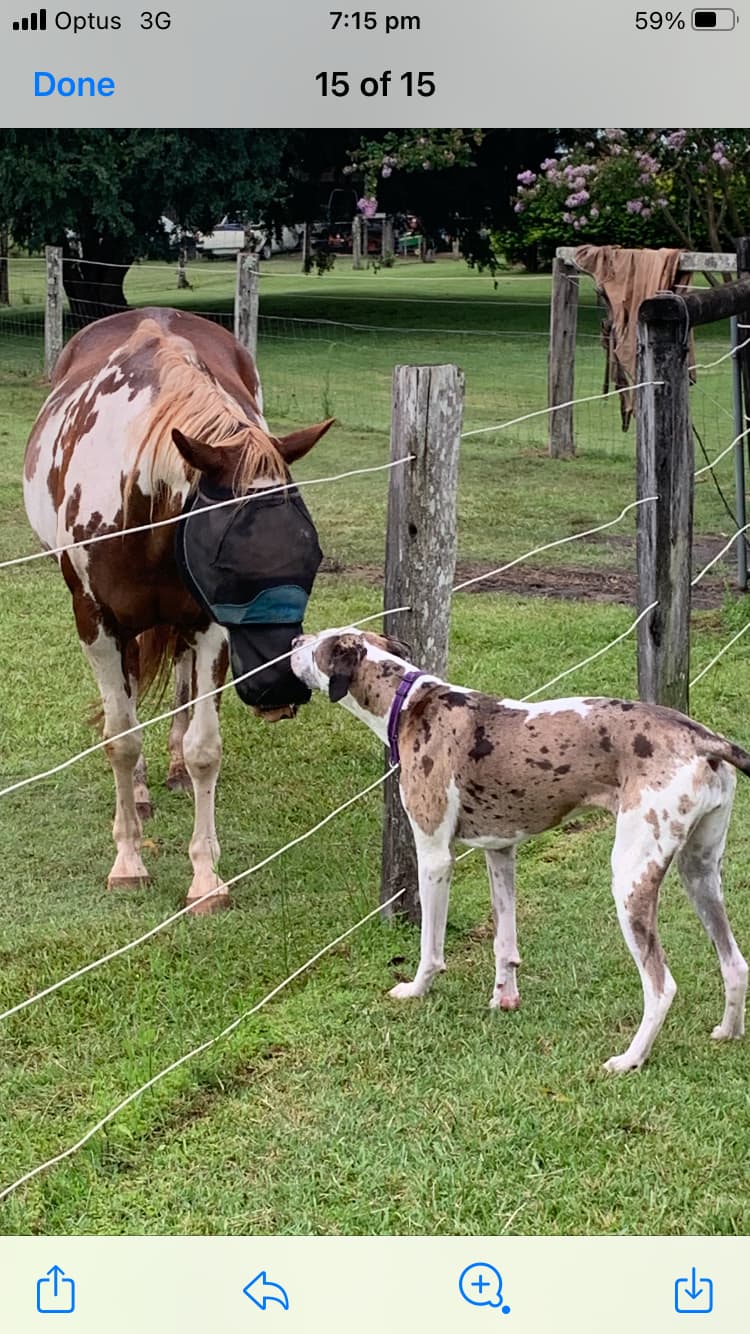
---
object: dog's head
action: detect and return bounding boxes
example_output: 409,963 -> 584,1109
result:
291,627 -> 412,706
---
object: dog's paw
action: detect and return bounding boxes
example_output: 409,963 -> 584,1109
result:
711,1021 -> 744,1041
489,991 -> 520,1011
603,1052 -> 643,1074
389,981 -> 423,1001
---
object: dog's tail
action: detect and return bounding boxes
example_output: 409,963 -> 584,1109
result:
698,730 -> 750,778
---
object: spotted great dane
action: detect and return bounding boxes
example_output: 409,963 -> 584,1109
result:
291,628 -> 750,1072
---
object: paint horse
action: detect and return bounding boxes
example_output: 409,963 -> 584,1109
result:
23,308 -> 332,911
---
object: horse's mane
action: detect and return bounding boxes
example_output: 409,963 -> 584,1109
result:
123,318 -> 287,517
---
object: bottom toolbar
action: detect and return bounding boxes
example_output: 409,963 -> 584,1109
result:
0,1236 -> 745,1332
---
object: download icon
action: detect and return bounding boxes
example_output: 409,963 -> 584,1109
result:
674,1267 -> 714,1314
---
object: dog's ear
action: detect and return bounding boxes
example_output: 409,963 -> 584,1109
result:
329,670 -> 352,704
322,636 -> 366,704
383,634 -> 411,660
363,631 -> 411,660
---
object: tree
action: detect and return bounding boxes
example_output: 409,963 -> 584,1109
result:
267,130 -> 557,273
0,130 -> 290,322
344,129 -> 559,271
506,129 -> 750,267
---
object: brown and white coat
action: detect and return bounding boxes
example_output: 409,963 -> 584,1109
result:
292,628 -> 750,1071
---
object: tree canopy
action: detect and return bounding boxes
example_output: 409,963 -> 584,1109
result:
0,129 -> 289,316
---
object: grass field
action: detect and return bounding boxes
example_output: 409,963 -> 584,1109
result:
0,258 -> 749,1235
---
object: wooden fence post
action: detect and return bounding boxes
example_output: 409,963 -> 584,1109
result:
635,294 -> 693,711
352,216 -> 363,270
0,230 -> 9,306
548,256 -> 579,458
301,222 -> 310,272
381,364 -> 464,922
234,251 -> 259,361
735,238 -> 750,538
44,244 -> 63,380
176,246 -> 189,290
382,217 -> 394,261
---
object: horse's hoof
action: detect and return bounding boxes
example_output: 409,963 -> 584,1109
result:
185,890 -> 231,916
107,874 -> 151,891
167,768 -> 193,793
136,800 -> 154,821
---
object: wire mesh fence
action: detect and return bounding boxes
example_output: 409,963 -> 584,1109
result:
0,253 -> 738,465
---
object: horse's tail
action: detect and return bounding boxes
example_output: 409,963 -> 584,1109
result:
87,626 -> 183,732
136,625 -> 184,708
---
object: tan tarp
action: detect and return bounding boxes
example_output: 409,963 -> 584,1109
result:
573,245 -> 693,430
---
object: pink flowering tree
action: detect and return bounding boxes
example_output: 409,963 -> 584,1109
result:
348,130 -> 481,194
507,130 -> 750,268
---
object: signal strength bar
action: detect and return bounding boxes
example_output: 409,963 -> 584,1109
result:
12,8 -> 47,29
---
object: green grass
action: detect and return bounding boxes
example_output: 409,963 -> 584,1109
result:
0,262 -> 749,1235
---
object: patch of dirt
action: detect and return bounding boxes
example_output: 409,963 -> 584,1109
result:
321,533 -> 745,610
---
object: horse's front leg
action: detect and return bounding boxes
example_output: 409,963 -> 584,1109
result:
81,624 -> 150,890
166,638 -> 194,792
183,623 -> 229,913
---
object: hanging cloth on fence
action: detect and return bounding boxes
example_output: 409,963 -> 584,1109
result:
573,245 -> 694,431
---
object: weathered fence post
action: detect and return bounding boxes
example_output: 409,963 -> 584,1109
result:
44,244 -> 63,380
382,217 -> 394,261
352,216 -> 363,270
731,315 -> 748,591
548,256 -> 579,458
735,238 -> 750,571
381,364 -> 464,922
0,230 -> 9,307
234,250 -> 259,361
635,294 -> 693,712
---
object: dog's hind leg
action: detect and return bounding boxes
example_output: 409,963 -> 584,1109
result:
486,848 -> 521,1011
389,834 -> 453,1001
604,806 -> 679,1073
677,778 -> 748,1042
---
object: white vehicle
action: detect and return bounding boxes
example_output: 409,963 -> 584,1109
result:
198,218 -> 303,260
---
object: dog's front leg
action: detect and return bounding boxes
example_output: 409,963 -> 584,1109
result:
485,847 -> 521,1011
389,840 -> 453,1001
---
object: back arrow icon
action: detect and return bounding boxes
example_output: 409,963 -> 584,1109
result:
242,1271 -> 290,1311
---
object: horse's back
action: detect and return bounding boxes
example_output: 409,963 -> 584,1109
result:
23,307 -> 262,553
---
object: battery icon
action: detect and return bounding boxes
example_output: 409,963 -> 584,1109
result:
692,8 -> 736,27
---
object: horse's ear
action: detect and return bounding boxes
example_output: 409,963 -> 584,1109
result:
172,428 -> 219,476
275,418 -> 335,464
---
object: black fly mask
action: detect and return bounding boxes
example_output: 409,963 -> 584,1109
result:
175,480 -> 322,712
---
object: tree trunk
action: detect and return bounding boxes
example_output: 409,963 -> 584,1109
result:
0,231 -> 9,306
62,246 -> 129,326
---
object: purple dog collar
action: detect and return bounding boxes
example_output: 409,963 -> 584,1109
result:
387,670 -> 427,766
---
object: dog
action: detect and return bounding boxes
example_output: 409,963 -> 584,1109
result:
291,627 -> 750,1072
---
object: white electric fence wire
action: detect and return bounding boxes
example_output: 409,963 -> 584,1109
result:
459,380 -> 664,439
0,458 -> 414,572
0,493 -> 653,1022
690,622 -> 750,688
688,334 -> 750,373
691,523 -> 750,586
2,493 -> 651,802
0,770 -> 396,1024
0,606 -> 408,802
451,498 -> 656,594
694,426 -> 750,479
0,884 -> 407,1204
520,603 -> 659,702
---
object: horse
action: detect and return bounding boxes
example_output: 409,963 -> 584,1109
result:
23,306 -> 333,912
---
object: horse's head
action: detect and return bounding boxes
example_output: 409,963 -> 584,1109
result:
172,418 -> 333,720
